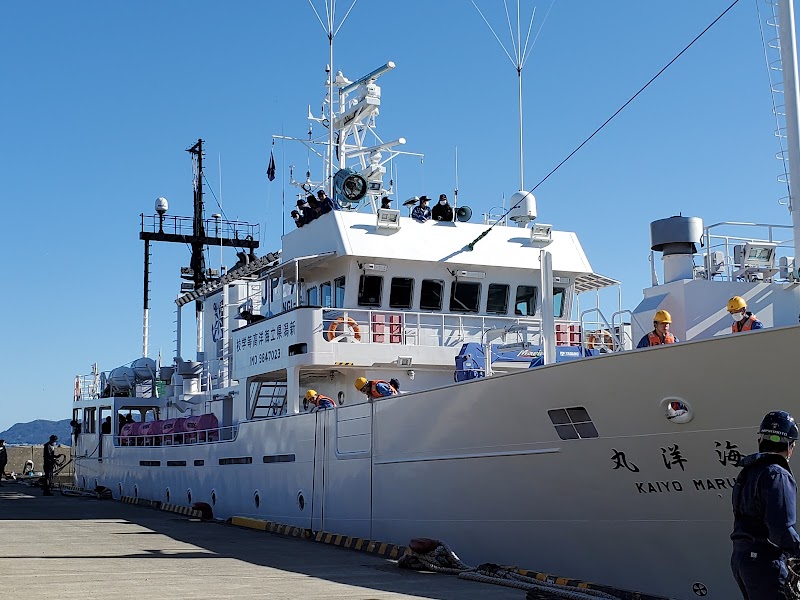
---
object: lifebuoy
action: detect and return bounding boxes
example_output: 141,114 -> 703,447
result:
326,316 -> 361,342
586,331 -> 614,351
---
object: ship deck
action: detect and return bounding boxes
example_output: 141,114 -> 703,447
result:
0,483 -> 528,600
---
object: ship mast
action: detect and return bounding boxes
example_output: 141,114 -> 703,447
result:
776,0 -> 800,265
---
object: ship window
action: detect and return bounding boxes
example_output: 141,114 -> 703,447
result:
358,275 -> 383,307
84,407 -> 96,434
420,279 -> 444,311
486,283 -> 509,315
321,281 -> 332,308
306,286 -> 318,306
334,276 -> 346,308
389,277 -> 414,309
515,285 -> 538,316
548,407 -> 598,440
553,287 -> 566,318
450,281 -> 481,313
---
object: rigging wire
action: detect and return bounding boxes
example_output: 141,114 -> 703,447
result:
466,0 -> 742,251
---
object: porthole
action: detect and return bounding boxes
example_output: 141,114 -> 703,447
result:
187,489 -> 192,504
662,397 -> 693,424
165,488 -> 170,503
297,492 -> 305,511
253,491 -> 260,508
211,490 -> 217,506
338,391 -> 345,406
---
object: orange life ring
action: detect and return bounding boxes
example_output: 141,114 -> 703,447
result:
586,331 -> 614,351
326,316 -> 362,342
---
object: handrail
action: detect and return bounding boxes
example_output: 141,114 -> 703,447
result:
114,424 -> 238,447
580,308 -> 622,351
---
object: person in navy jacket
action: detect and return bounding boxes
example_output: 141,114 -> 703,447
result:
731,410 -> 800,599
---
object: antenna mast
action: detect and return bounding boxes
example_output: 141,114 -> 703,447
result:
471,0 -> 557,190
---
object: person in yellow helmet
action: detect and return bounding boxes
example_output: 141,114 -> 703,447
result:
354,376 -> 398,399
304,389 -> 335,412
637,309 -> 680,348
727,296 -> 763,333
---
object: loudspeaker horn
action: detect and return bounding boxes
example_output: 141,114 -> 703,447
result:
456,205 -> 473,222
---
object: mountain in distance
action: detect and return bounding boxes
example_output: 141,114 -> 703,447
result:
0,419 -> 72,445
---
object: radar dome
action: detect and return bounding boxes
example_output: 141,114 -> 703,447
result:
155,197 -> 169,215
507,191 -> 537,224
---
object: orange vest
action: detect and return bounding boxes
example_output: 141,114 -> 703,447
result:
732,314 -> 759,333
367,380 -> 397,398
311,394 -> 335,407
646,331 -> 676,346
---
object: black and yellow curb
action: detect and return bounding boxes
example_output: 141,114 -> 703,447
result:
516,568 -> 666,600
161,502 -> 203,518
229,516 -> 408,559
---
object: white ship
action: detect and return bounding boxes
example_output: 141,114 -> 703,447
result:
71,2 -> 800,598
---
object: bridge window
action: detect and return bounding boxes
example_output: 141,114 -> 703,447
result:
515,285 -> 538,316
486,283 -> 509,315
334,277 -> 346,308
420,279 -> 444,311
306,285 -> 318,306
450,281 -> 481,313
83,407 -> 97,434
389,277 -> 414,309
358,275 -> 383,307
553,287 -> 566,318
321,281 -> 332,307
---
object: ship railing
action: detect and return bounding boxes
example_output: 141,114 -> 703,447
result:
322,308 -> 582,349
140,214 -> 260,242
700,221 -> 794,282
114,424 -> 238,447
580,309 -> 629,353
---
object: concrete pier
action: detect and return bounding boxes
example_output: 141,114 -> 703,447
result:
0,484 -> 528,600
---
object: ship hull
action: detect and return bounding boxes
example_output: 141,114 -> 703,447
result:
75,326 -> 800,600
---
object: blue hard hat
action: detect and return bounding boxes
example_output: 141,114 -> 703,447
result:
759,411 -> 799,442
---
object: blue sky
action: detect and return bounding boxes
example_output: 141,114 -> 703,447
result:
0,1 -> 792,431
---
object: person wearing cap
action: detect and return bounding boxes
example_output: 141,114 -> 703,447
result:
412,196 -> 431,223
296,198 -> 314,225
0,439 -> 7,485
731,410 -> 800,599
305,389 -> 335,412
431,194 -> 454,222
636,310 -> 679,348
380,196 -> 392,210
318,189 -> 341,211
728,296 -> 763,333
42,434 -> 58,496
354,377 -> 398,399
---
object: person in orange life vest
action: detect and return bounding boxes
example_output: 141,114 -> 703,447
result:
636,310 -> 679,348
727,296 -> 763,333
305,390 -> 335,411
354,377 -> 398,399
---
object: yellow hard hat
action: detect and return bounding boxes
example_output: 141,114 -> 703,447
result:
354,377 -> 368,391
727,296 -> 747,312
305,390 -> 317,401
654,310 -> 672,324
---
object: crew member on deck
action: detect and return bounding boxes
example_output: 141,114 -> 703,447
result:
412,196 -> 431,223
101,416 -> 111,434
431,194 -> 453,222
731,410 -> 800,599
380,196 -> 392,210
305,390 -> 335,412
291,210 -> 304,228
728,296 -> 763,333
636,310 -> 679,348
318,189 -> 341,211
354,377 -> 398,399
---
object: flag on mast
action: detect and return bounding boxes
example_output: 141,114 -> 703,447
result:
267,147 -> 276,182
